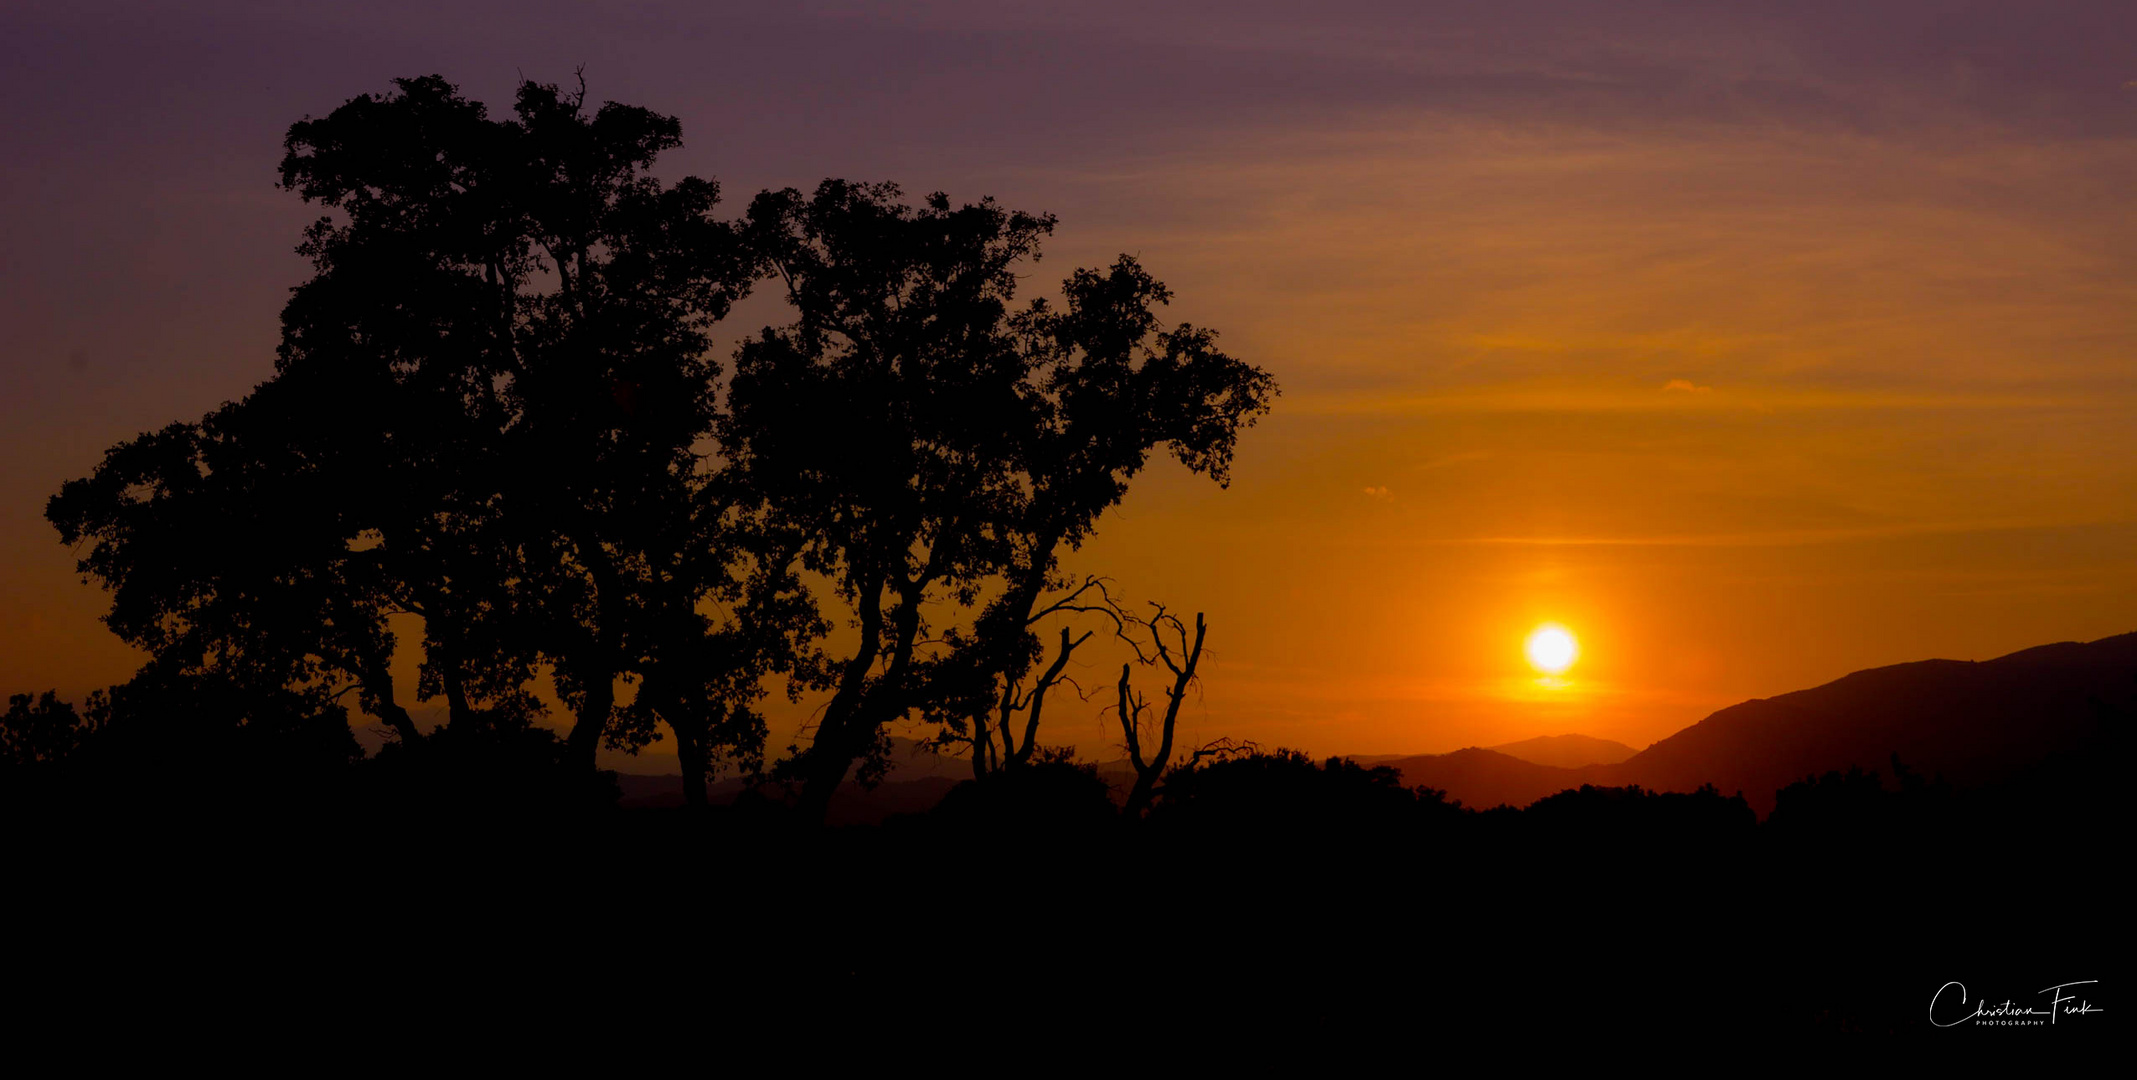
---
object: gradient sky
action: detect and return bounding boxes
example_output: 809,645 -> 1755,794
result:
5,1 -> 2134,766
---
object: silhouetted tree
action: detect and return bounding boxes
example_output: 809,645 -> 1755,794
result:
50,75 -> 801,803
941,579 -> 1218,804
958,618 -> 1095,780
728,181 -> 1275,820
937,574 -> 1111,781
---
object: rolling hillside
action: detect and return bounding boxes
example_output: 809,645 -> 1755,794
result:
1392,632 -> 2136,814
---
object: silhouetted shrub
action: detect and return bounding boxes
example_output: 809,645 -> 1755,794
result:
931,758 -> 1116,836
360,723 -> 620,817
1515,782 -> 1755,849
31,667 -> 365,816
1147,748 -> 1459,838
2,691 -> 98,769
1766,754 -> 1960,857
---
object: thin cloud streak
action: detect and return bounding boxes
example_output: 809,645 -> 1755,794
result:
1441,518 -> 2134,549
1285,387 -> 2127,416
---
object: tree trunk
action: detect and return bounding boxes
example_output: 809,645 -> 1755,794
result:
567,534 -> 626,775
439,656 -> 475,731
795,572 -> 890,823
795,717 -> 858,823
566,673 -> 614,774
672,712 -> 710,808
361,665 -> 422,744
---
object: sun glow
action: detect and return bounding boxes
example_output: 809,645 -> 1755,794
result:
1525,624 -> 1579,675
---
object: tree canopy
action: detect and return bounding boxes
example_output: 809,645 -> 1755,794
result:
48,74 -> 1275,816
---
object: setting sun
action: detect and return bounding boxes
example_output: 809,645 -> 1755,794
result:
1525,625 -> 1579,675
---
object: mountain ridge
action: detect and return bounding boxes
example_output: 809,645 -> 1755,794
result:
1485,733 -> 1637,768
1389,631 -> 2136,814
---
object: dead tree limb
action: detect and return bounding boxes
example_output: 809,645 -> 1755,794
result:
1115,609 -> 1206,817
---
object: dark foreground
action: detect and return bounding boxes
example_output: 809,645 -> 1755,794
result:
6,752 -> 2118,1049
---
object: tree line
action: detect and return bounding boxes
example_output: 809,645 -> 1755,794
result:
33,74 -> 1277,819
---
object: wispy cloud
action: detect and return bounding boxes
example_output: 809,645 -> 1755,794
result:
1441,517 -> 2131,549
1284,385 -> 2119,416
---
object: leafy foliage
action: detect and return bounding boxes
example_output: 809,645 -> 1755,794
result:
729,181 -> 1276,814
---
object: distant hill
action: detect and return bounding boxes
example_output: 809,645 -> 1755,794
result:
1610,632 -> 2136,814
1486,733 -> 1637,768
1378,747 -> 1589,811
1392,632 -> 2136,814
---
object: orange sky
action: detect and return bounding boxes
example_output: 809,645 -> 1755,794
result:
4,3 -> 2133,767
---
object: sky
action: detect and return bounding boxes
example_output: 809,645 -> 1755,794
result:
4,1 -> 2134,765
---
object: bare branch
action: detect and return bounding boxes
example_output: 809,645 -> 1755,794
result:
1117,610 -> 1207,817
1026,574 -> 1111,625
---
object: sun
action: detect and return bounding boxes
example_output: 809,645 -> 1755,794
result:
1525,624 -> 1579,675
